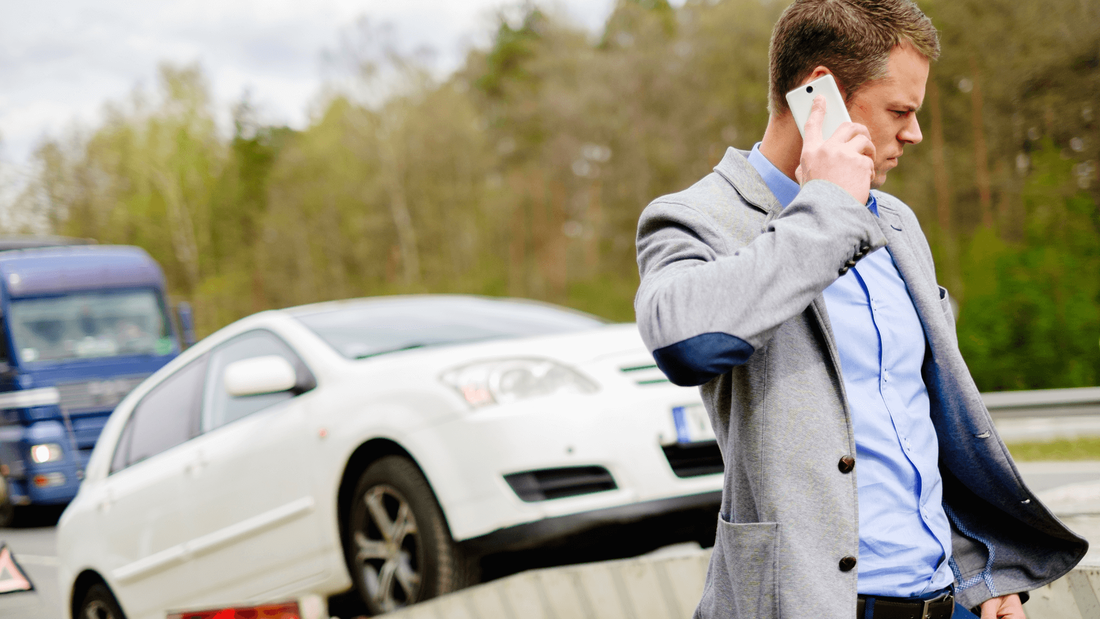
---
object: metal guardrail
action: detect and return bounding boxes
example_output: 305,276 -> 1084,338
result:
983,387 -> 1100,419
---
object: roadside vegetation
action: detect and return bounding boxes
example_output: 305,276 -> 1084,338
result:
1008,438 -> 1100,461
6,0 -> 1098,391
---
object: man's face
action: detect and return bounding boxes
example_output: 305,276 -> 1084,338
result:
846,43 -> 930,188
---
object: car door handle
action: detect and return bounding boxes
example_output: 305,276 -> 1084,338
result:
97,489 -> 115,513
185,452 -> 209,477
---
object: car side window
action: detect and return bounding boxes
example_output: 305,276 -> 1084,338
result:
110,355 -> 207,473
201,329 -> 313,432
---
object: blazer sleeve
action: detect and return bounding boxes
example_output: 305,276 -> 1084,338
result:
635,179 -> 887,386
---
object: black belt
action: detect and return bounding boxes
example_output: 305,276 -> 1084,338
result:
856,589 -> 954,619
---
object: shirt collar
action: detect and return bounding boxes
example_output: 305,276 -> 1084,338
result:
746,141 -> 879,216
747,142 -> 801,208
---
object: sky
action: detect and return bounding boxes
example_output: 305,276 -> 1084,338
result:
0,0 -> 629,169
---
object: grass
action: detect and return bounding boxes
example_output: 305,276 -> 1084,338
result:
1005,437 -> 1100,461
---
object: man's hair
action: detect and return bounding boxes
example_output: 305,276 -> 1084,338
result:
768,0 -> 940,115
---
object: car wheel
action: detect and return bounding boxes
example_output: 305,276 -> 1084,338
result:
80,583 -> 127,619
345,456 -> 474,615
0,472 -> 14,528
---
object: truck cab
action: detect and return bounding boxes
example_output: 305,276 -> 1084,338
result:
0,240 -> 184,524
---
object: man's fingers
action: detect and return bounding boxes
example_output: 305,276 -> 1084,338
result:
802,95 -> 826,145
830,120 -> 873,144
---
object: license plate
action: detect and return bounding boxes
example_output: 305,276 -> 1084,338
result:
672,403 -> 716,443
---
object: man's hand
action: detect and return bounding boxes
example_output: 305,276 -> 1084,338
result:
794,95 -> 876,204
980,593 -> 1026,618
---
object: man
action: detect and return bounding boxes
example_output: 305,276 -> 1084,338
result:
634,1 -> 1087,618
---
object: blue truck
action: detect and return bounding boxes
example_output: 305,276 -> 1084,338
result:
0,238 -> 192,525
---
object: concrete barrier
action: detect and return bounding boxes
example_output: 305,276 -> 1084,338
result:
382,549 -> 1100,619
385,545 -> 709,619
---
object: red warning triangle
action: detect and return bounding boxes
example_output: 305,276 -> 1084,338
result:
0,543 -> 34,594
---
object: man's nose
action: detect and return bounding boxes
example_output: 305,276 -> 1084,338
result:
900,115 -> 922,145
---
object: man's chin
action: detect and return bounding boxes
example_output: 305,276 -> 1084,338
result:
871,174 -> 888,189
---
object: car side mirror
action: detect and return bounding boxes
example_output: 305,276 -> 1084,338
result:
223,355 -> 297,397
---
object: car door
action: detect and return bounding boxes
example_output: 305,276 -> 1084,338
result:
95,355 -> 207,616
175,329 -> 326,609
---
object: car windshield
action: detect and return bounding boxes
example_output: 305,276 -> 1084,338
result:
8,290 -> 174,363
291,296 -> 607,359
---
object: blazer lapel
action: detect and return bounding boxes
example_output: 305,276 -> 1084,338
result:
875,205 -> 945,341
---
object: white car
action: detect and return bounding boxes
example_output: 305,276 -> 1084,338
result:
57,295 -> 721,619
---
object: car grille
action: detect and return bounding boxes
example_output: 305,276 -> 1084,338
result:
618,362 -> 669,386
504,466 -> 617,502
662,442 -> 724,478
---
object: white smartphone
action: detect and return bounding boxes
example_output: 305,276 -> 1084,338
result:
785,74 -> 851,141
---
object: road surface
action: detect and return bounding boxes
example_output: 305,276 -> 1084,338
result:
4,462 -> 1100,619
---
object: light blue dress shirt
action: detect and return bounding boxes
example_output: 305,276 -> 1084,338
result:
747,143 -> 955,596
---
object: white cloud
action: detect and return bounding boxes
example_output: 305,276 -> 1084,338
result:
0,0 -> 621,166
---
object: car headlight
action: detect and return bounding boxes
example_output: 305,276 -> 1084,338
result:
441,358 -> 599,407
30,443 -> 63,463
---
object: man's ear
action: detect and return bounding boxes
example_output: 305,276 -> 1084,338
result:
802,66 -> 847,98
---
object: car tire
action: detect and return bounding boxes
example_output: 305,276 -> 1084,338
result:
345,456 -> 475,615
0,472 -> 14,528
80,583 -> 127,619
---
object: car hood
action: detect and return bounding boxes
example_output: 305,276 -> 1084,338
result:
342,322 -> 655,375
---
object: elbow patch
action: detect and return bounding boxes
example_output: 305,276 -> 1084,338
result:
652,332 -> 755,386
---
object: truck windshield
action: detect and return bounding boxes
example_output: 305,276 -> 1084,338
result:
8,290 -> 174,363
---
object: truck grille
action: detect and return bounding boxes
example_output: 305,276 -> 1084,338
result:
663,442 -> 724,478
504,466 -> 617,502
57,375 -> 148,415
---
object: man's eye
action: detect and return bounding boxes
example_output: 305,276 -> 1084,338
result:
893,110 -> 911,118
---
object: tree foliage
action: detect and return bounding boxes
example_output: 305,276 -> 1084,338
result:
14,0 -> 1099,390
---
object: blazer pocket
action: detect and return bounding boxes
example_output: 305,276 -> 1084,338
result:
702,517 -> 780,617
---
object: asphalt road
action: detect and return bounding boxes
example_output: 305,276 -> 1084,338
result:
5,462 -> 1100,619
0,506 -> 66,619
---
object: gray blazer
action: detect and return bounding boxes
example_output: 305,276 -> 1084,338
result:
635,148 -> 1087,617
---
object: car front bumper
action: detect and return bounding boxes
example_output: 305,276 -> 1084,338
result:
413,383 -> 725,544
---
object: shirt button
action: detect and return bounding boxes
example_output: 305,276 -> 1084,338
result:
839,556 -> 857,572
838,456 -> 855,474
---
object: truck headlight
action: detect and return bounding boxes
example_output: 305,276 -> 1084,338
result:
441,358 -> 599,407
30,443 -> 63,463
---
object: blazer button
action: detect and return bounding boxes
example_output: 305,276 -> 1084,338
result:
839,556 -> 857,572
838,456 -> 855,473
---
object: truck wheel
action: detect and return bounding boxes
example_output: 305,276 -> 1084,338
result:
0,472 -> 14,528
80,583 -> 127,619
344,456 -> 475,615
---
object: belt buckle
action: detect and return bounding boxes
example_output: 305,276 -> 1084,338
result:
921,592 -> 953,619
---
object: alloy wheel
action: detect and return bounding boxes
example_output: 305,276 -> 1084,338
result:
83,599 -> 120,619
351,484 -> 423,612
